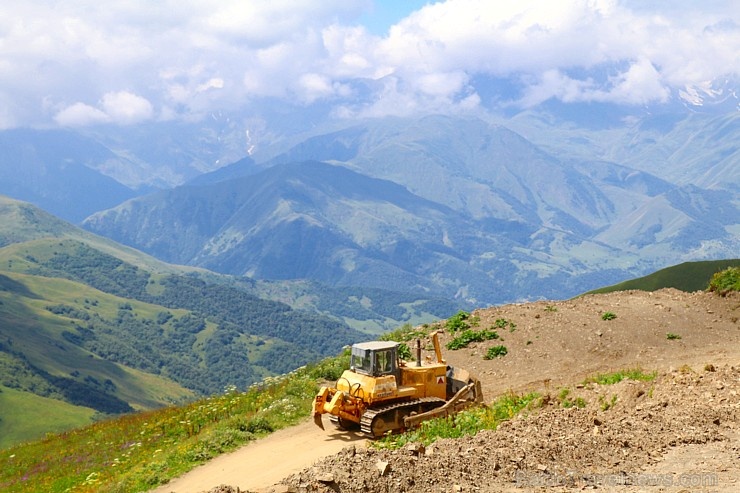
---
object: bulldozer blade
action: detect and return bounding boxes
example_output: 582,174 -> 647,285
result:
313,413 -> 325,430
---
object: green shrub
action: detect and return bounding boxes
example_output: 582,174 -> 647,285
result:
397,342 -> 412,360
306,351 -> 351,381
583,368 -> 657,386
557,389 -> 586,409
243,416 -> 273,434
601,311 -> 617,321
493,318 -> 516,332
484,345 -> 508,359
375,392 -> 539,448
599,394 -> 618,411
708,267 -> 740,295
666,332 -> 682,340
445,310 -> 471,332
446,329 -> 499,350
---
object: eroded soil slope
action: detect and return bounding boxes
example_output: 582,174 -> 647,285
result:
284,365 -> 739,492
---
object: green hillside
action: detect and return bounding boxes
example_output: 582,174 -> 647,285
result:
585,259 -> 740,294
0,386 -> 96,449
0,270 -> 196,435
0,240 -> 363,411
0,196 -> 375,446
0,195 -> 199,275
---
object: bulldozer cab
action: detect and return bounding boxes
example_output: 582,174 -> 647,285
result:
350,341 -> 398,377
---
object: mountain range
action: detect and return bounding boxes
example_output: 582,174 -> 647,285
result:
74,111 -> 739,305
0,92 -> 737,307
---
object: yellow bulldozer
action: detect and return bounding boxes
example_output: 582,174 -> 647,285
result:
312,331 -> 483,438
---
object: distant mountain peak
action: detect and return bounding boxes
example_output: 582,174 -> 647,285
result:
678,76 -> 739,111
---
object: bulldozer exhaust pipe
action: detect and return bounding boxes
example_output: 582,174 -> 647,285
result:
416,339 -> 422,366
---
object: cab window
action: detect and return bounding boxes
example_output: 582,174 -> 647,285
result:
374,349 -> 393,375
351,348 -> 372,374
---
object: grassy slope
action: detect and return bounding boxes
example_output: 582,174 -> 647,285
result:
0,228 -> 344,446
0,271 -> 194,406
0,364 -> 329,493
0,269 -> 197,445
0,386 -> 95,449
585,259 -> 740,294
0,196 -> 198,276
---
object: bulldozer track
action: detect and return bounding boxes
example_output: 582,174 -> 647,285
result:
360,397 -> 445,438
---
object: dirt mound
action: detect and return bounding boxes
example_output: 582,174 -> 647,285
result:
280,365 -> 739,492
202,487 -> 243,493
442,289 -> 740,398
176,289 -> 738,493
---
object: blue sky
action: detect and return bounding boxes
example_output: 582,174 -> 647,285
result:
0,1 -> 737,128
359,0 -> 431,34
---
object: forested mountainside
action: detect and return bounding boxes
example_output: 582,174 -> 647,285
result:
0,196 -> 371,440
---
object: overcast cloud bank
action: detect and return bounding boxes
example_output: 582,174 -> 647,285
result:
0,0 -> 737,129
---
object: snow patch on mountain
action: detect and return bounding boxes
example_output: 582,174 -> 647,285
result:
679,77 -> 739,110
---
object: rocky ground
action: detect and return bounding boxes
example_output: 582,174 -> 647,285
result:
200,289 -> 740,493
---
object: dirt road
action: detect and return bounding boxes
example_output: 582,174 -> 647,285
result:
151,418 -> 367,493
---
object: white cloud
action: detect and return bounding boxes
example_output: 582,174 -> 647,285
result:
519,59 -> 671,107
197,78 -> 225,93
604,58 -> 670,105
350,76 -> 422,117
360,0 -> 738,111
519,70 -> 592,107
415,72 -> 469,97
1,0 -> 738,127
296,73 -> 335,104
202,0 -> 365,46
101,91 -> 154,124
54,102 -> 110,127
322,24 -> 384,78
54,91 -> 153,127
378,0 -> 622,75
